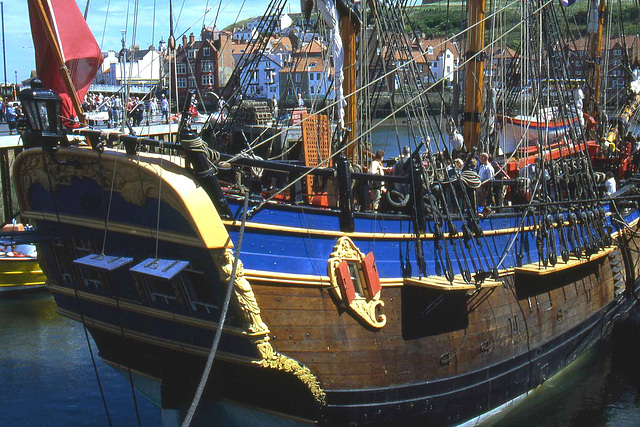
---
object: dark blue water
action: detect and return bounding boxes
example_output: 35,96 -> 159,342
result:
2,292 -> 640,426
0,292 -> 161,426
489,335 -> 640,427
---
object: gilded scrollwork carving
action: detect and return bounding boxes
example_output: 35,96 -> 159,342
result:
211,248 -> 325,404
212,248 -> 270,336
327,236 -> 386,328
253,337 -> 326,405
15,150 -> 184,213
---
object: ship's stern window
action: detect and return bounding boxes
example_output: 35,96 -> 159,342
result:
180,268 -> 218,315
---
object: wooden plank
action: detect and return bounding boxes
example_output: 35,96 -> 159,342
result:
514,246 -> 615,276
403,274 -> 503,291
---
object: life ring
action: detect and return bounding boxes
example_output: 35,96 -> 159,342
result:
386,189 -> 410,208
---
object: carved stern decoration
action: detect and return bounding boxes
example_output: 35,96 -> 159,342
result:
327,237 -> 386,328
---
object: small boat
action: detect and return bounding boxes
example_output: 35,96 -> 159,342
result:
497,109 -> 580,153
0,223 -> 46,295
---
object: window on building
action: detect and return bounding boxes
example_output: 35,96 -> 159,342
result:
202,74 -> 214,86
202,47 -> 210,57
188,76 -> 196,87
251,70 -> 258,83
187,49 -> 198,59
201,61 -> 214,72
310,85 -> 315,93
177,77 -> 187,88
295,73 -> 301,82
614,49 -> 622,56
177,63 -> 186,74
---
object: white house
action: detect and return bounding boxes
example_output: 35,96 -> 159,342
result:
419,39 -> 459,83
93,50 -> 119,85
112,47 -> 162,85
232,36 -> 294,99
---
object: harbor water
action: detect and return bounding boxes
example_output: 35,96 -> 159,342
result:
0,292 -> 161,426
2,291 -> 640,426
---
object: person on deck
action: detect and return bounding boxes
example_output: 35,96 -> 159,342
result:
605,171 -> 617,196
477,152 -> 495,206
370,150 -> 385,210
297,93 -> 305,108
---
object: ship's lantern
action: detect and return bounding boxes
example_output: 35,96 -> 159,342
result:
18,79 -> 62,141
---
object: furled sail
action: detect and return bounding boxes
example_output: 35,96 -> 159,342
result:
28,0 -> 102,122
316,0 -> 346,128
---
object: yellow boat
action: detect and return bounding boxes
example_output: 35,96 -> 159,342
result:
0,223 -> 46,295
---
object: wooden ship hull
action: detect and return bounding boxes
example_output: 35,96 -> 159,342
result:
13,145 -> 640,425
21,0 -> 640,424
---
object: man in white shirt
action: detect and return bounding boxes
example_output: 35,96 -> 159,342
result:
370,150 -> 385,210
605,171 -> 616,196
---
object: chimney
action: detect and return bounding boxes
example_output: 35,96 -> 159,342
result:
182,35 -> 188,47
189,33 -> 195,45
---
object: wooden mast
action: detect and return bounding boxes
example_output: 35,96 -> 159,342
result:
341,11 -> 358,162
585,0 -> 607,116
32,0 -> 85,124
462,0 -> 486,151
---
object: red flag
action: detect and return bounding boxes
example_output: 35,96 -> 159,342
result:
28,0 -> 102,123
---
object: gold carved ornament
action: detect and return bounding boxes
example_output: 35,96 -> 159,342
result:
212,248 -> 326,405
327,237 -> 386,328
15,150 -> 183,211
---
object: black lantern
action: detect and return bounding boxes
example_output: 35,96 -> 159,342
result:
18,79 -> 62,150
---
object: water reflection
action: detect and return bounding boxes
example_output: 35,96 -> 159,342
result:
2,293 -> 640,426
0,292 -> 161,426
489,339 -> 640,426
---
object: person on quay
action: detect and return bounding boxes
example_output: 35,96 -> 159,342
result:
6,104 -> 17,135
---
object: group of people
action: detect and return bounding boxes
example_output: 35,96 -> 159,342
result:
82,92 -> 171,127
0,100 -> 21,135
366,146 -> 506,212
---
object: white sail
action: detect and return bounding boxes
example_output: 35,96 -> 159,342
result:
316,0 -> 346,128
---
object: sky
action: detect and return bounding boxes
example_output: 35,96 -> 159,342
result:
3,0 -> 300,84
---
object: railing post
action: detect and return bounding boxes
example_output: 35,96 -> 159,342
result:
411,155 -> 426,233
336,154 -> 354,232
